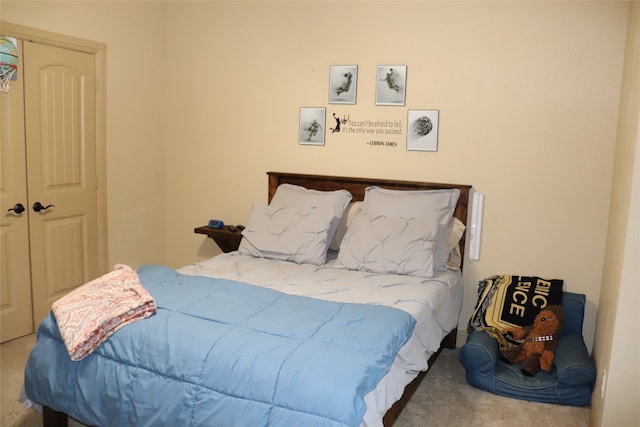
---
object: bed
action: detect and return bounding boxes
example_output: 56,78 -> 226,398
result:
24,172 -> 471,427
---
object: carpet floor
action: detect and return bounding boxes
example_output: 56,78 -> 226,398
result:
1,334 -> 590,426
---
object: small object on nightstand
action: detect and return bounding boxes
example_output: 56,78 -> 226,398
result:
208,219 -> 224,229
237,225 -> 245,231
228,225 -> 238,232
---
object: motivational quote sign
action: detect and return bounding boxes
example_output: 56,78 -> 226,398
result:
330,114 -> 404,148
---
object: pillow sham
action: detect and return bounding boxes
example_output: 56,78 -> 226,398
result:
445,217 -> 466,270
238,201 -> 335,265
270,183 -> 353,253
336,213 -> 438,278
329,201 -> 363,251
361,186 -> 460,272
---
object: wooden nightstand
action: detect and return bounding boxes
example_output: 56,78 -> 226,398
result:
194,225 -> 243,253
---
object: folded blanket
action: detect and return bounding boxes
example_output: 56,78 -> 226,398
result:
467,275 -> 563,350
52,264 -> 157,361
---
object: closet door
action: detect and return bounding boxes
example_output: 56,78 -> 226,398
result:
23,41 -> 100,327
0,39 -> 33,342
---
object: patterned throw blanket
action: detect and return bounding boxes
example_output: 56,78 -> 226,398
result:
52,264 -> 157,361
467,275 -> 563,350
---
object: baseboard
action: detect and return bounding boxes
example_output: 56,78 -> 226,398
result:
456,328 -> 468,348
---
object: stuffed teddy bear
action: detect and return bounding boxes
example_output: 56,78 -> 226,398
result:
499,305 -> 564,376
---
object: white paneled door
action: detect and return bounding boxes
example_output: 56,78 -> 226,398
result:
0,38 -> 32,342
1,38 -> 102,342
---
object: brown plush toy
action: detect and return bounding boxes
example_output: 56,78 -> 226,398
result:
499,305 -> 564,376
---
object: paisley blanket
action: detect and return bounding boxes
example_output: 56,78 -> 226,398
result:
51,264 -> 156,361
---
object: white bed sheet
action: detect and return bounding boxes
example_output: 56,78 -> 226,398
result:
178,252 -> 463,427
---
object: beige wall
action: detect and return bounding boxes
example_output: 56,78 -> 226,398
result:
162,1 -> 628,352
591,3 -> 640,426
2,2 -> 636,421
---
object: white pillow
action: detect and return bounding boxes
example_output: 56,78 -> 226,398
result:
361,186 -> 460,272
445,217 -> 466,270
270,184 -> 353,253
329,201 -> 363,251
239,201 -> 334,265
337,213 -> 438,278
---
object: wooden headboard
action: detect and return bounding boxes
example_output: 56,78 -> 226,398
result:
267,171 -> 472,267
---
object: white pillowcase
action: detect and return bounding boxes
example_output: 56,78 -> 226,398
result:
329,201 -> 363,251
337,213 -> 438,278
361,186 -> 460,272
446,217 -> 466,270
270,184 -> 353,253
239,201 -> 335,265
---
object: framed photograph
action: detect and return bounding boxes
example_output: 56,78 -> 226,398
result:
298,107 -> 326,146
328,65 -> 357,104
376,65 -> 406,106
406,109 -> 439,152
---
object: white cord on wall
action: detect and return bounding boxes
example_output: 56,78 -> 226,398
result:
469,192 -> 484,261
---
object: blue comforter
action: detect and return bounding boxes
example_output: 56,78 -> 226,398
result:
25,265 -> 416,427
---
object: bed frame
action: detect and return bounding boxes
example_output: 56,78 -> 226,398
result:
42,171 -> 471,427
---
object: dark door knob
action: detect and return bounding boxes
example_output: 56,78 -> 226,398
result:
8,203 -> 26,214
33,202 -> 54,212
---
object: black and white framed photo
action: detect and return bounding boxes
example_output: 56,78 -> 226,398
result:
298,107 -> 326,146
406,109 -> 439,152
376,65 -> 406,106
329,65 -> 357,104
